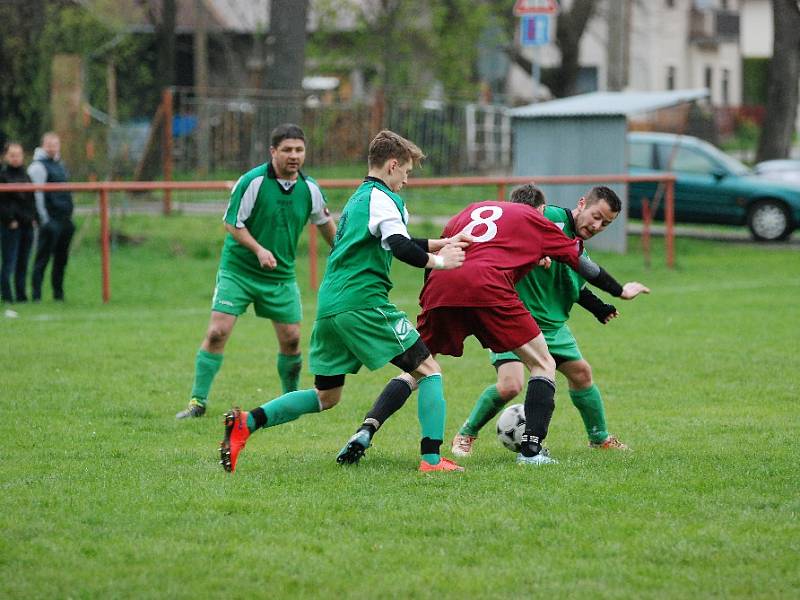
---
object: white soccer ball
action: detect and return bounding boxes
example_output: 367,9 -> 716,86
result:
496,403 -> 526,452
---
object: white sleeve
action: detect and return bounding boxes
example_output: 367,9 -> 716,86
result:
27,162 -> 49,223
306,179 -> 331,225
368,188 -> 410,250
225,175 -> 262,228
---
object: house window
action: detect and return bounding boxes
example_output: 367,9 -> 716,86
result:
705,66 -> 713,93
722,68 -> 730,105
666,66 -> 676,90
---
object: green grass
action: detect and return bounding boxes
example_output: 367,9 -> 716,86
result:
2,214 -> 799,598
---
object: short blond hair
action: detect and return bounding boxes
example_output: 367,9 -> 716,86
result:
368,130 -> 425,169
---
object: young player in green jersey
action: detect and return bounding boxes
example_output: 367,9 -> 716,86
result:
451,185 -> 634,457
176,124 -> 337,419
219,130 -> 471,473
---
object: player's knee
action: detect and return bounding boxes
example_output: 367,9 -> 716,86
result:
496,377 -> 523,400
281,336 -> 300,354
571,362 -> 593,389
206,325 -> 230,347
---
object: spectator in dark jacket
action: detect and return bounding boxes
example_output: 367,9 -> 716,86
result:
28,132 -> 75,302
0,142 -> 37,303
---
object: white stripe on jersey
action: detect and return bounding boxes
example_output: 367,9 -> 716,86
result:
232,175 -> 264,227
306,178 -> 331,225
368,187 -> 410,250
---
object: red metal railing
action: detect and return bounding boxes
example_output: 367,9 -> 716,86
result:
0,174 -> 675,302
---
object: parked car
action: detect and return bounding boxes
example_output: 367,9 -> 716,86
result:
753,159 -> 800,185
627,132 -> 800,241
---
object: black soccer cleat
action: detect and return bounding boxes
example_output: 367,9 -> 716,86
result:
336,430 -> 371,465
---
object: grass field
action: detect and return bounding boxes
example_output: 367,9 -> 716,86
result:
2,213 -> 799,599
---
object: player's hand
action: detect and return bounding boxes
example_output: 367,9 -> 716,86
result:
601,309 -> 619,324
438,243 -> 466,269
537,256 -> 552,269
447,231 -> 474,248
256,248 -> 277,269
620,281 -> 650,300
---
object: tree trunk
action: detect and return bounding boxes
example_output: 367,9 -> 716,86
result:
551,0 -> 597,98
756,0 -> 800,162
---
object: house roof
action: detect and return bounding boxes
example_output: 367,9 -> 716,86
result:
509,89 -> 710,119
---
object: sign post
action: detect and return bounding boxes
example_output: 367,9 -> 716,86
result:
514,0 -> 558,101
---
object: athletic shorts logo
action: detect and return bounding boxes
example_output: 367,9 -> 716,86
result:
394,318 -> 412,339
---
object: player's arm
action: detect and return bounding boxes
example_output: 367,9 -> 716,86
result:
385,235 -> 463,270
577,287 -> 618,324
307,178 -> 336,248
224,223 -> 276,269
317,219 -> 336,247
370,190 -> 464,270
575,255 -> 650,300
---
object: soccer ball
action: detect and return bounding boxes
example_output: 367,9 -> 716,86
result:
496,403 -> 526,452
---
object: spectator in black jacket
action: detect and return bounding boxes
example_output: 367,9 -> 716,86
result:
28,132 -> 75,302
0,142 -> 37,303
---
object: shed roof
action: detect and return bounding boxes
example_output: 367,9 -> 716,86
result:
509,89 -> 709,119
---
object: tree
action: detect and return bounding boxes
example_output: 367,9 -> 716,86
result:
756,0 -> 800,162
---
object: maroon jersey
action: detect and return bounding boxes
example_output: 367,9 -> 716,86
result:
421,201 -> 583,309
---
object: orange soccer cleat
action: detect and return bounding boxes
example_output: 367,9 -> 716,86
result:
418,457 -> 465,472
589,434 -> 629,450
219,408 -> 251,472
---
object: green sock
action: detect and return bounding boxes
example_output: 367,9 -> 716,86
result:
418,374 -> 445,465
190,349 -> 223,405
460,384 -> 507,436
247,388 -> 321,431
277,353 -> 303,393
569,384 -> 608,443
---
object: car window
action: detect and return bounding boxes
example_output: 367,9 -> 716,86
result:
658,144 -> 716,174
628,141 -> 653,168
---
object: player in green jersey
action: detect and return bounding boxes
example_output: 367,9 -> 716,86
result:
176,124 -> 337,419
451,185 -> 633,457
218,130 -> 471,473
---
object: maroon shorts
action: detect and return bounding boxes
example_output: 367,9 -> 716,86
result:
416,302 -> 541,357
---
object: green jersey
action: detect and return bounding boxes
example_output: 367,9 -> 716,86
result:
316,177 -> 410,319
220,162 -> 330,282
515,205 -> 587,330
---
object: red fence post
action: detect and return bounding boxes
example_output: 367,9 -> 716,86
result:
665,179 -> 675,269
99,188 -> 111,303
496,183 -> 507,202
162,88 -> 173,215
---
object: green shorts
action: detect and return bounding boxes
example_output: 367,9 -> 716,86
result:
490,323 -> 582,365
309,304 -> 420,375
211,269 -> 301,323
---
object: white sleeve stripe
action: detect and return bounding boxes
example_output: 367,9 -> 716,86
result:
368,187 -> 410,250
232,176 -> 263,227
306,179 -> 331,225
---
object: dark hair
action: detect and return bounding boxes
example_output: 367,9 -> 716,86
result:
510,184 -> 545,208
586,186 -> 622,213
368,130 -> 425,168
270,123 -> 305,148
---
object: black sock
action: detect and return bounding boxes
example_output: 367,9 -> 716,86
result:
250,407 -> 267,431
521,376 -> 556,457
358,377 -> 414,438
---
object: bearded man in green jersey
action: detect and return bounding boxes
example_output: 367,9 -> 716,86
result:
451,185 -> 631,456
176,124 -> 337,419
219,130 -> 471,473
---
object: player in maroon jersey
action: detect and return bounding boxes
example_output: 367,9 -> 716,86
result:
337,188 -> 649,466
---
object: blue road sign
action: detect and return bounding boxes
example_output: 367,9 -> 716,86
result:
520,14 -> 550,46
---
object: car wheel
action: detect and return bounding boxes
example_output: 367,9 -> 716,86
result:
747,200 -> 792,241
